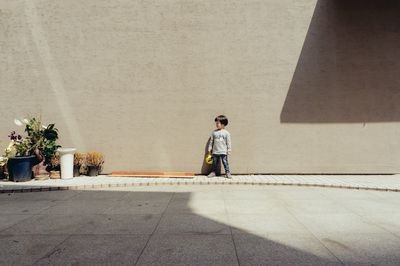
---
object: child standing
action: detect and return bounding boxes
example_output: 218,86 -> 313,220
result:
207,115 -> 232,179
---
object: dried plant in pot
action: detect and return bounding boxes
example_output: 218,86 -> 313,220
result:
73,152 -> 85,177
48,152 -> 61,179
85,151 -> 104,176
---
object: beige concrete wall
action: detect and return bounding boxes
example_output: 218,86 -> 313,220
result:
1,0 -> 400,174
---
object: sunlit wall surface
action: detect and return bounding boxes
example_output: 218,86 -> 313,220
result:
1,0 -> 399,173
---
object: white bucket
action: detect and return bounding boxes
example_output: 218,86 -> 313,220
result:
57,148 -> 76,179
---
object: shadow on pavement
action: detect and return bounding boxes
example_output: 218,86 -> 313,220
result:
0,189 -> 398,265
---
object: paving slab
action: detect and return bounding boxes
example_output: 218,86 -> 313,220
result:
173,190 -> 224,200
76,214 -> 161,235
359,212 -> 400,235
33,235 -> 149,266
0,190 -> 81,201
0,185 -> 399,265
0,235 -> 68,266
228,213 -> 309,235
67,190 -> 129,201
222,188 -> 278,200
317,232 -> 400,265
104,198 -> 169,215
291,213 -> 388,235
1,214 -> 94,235
0,214 -> 34,232
284,199 -> 354,215
0,200 -> 55,214
225,199 -> 286,215
272,187 -> 328,200
155,213 -> 230,235
122,191 -> 174,201
41,199 -> 121,215
165,198 -> 226,214
233,233 -> 342,266
369,191 -> 400,201
319,188 -> 384,201
339,199 -> 400,215
136,234 -> 239,266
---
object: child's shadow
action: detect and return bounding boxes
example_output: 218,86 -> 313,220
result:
200,137 -> 221,176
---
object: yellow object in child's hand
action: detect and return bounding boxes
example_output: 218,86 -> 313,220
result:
205,152 -> 213,165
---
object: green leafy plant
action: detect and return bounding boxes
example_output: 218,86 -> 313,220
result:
6,117 -> 61,167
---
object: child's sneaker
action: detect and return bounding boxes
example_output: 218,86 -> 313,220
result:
225,172 -> 232,179
207,172 -> 216,178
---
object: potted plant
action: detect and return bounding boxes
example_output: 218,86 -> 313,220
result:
73,152 -> 85,177
85,151 -> 104,176
6,131 -> 41,182
33,161 -> 49,181
5,117 -> 61,182
49,152 -> 61,179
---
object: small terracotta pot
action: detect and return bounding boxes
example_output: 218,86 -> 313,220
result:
49,171 -> 61,179
33,162 -> 50,180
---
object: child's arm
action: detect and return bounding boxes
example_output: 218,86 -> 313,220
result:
208,132 -> 214,153
227,132 -> 231,154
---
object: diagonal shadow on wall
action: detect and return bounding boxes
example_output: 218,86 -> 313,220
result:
280,0 -> 400,123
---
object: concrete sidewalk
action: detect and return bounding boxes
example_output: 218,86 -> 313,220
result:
1,174 -> 400,193
0,185 -> 399,265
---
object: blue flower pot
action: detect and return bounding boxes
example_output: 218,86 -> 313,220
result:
7,155 -> 38,182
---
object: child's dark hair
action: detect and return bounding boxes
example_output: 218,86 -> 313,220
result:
215,115 -> 228,126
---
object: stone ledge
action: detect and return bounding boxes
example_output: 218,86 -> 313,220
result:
0,174 -> 399,193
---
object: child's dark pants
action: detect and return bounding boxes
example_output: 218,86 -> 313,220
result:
212,154 -> 230,174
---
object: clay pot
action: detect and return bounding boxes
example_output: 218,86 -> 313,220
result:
49,171 -> 61,179
33,162 -> 50,180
